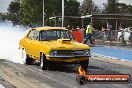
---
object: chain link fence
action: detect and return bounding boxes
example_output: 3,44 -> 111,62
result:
93,30 -> 118,41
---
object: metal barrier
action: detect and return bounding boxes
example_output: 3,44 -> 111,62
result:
93,30 -> 118,41
91,30 -> 121,45
77,29 -> 131,46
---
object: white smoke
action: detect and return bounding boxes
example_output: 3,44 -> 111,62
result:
0,21 -> 29,64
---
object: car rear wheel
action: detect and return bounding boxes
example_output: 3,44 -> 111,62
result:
40,53 -> 48,70
80,60 -> 89,71
20,48 -> 33,65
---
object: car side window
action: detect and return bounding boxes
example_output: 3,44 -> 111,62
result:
27,30 -> 35,40
40,31 -> 46,41
33,31 -> 39,40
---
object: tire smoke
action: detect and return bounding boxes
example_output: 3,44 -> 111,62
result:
0,22 -> 29,64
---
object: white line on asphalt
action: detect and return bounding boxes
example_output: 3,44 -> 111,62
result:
92,53 -> 132,63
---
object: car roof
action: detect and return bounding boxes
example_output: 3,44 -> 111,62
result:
32,26 -> 68,31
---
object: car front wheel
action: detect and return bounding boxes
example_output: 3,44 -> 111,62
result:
40,53 -> 48,70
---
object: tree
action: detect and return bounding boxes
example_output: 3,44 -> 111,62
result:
19,0 -> 43,26
116,3 -> 132,14
80,0 -> 100,15
19,0 -> 63,26
18,0 -> 80,26
6,0 -> 80,26
79,0 -> 101,29
65,0 -> 80,16
123,5 -> 132,14
0,13 -> 6,21
104,0 -> 119,14
63,0 -> 80,26
7,0 -> 20,24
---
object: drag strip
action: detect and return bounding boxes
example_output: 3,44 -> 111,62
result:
0,58 -> 131,88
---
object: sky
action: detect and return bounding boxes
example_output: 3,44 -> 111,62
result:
0,0 -> 132,13
0,0 -> 12,13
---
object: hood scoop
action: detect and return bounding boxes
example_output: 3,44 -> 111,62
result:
57,39 -> 71,44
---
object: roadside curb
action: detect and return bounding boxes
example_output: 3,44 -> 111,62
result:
91,53 -> 132,67
92,53 -> 118,59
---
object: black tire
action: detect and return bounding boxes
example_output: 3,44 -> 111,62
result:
25,55 -> 33,65
80,60 -> 89,71
40,53 -> 48,70
21,48 -> 32,65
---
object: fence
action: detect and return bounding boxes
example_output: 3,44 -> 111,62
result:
76,28 -> 132,46
93,30 -> 118,41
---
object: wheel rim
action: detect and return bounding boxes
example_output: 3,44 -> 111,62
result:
40,54 -> 44,68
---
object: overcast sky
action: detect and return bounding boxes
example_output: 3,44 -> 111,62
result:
0,0 -> 12,13
0,0 -> 132,13
78,0 -> 132,6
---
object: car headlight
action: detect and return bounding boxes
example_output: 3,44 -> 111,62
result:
84,49 -> 91,55
50,50 -> 57,56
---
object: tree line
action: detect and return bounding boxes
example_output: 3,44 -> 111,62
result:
0,0 -> 132,28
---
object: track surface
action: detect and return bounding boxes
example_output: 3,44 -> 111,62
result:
0,58 -> 132,88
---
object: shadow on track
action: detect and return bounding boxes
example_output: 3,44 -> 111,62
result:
33,62 -> 78,73
87,66 -> 123,75
33,62 -> 122,75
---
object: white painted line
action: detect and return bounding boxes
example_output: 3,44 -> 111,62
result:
91,53 -> 132,63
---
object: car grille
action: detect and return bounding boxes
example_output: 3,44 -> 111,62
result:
57,50 -> 85,56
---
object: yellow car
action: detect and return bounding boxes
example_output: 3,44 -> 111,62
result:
19,27 -> 91,70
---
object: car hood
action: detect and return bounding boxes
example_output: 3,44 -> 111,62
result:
40,40 -> 90,50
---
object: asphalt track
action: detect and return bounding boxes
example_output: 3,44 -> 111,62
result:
0,58 -> 131,88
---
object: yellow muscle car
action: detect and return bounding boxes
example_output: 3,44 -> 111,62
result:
19,27 -> 91,70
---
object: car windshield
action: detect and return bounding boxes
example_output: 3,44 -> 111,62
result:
40,29 -> 74,41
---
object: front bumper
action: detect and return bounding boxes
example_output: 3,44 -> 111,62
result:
46,55 -> 90,62
49,55 -> 91,58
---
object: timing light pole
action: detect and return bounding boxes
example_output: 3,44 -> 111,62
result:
62,0 -> 64,27
43,0 -> 45,27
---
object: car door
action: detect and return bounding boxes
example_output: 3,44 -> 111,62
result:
26,29 -> 36,55
31,30 -> 41,59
